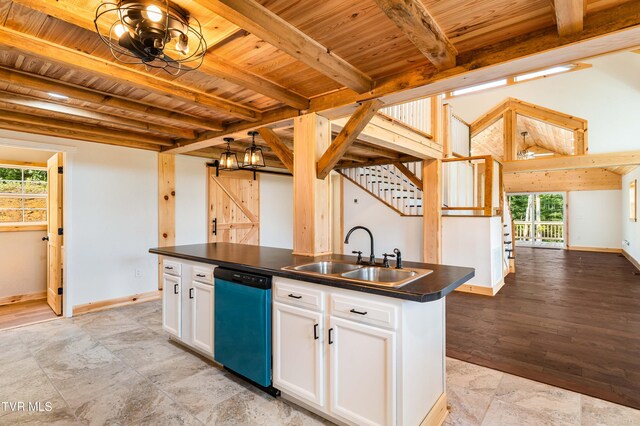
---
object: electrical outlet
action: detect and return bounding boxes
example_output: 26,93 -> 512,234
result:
135,268 -> 142,278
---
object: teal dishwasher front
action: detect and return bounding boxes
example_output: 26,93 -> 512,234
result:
213,267 -> 273,391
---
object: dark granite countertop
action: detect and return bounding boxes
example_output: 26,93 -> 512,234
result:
149,243 -> 474,303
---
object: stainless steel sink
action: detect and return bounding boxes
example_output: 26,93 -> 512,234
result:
340,267 -> 417,283
290,261 -> 363,275
282,261 -> 432,288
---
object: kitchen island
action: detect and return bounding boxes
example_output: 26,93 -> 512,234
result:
150,242 -> 474,426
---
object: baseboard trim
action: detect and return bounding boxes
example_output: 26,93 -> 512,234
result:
456,279 -> 506,297
421,393 -> 448,426
73,290 -> 161,316
567,246 -> 622,253
0,291 -> 46,307
622,249 -> 640,272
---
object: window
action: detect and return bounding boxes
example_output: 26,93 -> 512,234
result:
0,166 -> 48,225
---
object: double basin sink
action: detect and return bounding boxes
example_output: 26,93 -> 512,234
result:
282,261 -> 433,288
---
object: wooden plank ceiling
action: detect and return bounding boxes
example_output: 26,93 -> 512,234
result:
0,0 -> 637,170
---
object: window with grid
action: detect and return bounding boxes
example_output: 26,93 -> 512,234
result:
0,166 -> 48,224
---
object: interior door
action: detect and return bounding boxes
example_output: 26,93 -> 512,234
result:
46,153 -> 63,315
208,169 -> 260,245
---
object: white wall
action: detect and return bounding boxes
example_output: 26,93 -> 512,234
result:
175,155 -> 209,245
0,231 -> 47,299
343,179 -> 423,262
442,216 -> 503,288
67,143 -> 158,308
622,168 -> 640,263
259,173 -> 294,249
447,51 -> 640,154
568,190 -> 622,250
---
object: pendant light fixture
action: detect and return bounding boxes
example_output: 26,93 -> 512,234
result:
94,0 -> 206,75
242,131 -> 265,169
219,138 -> 239,171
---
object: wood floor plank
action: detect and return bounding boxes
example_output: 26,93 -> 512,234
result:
447,247 -> 640,410
0,299 -> 58,330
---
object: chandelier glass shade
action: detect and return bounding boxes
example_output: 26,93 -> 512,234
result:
95,0 -> 206,75
242,131 -> 265,169
219,138 -> 240,171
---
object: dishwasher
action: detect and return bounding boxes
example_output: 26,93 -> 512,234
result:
213,267 -> 278,395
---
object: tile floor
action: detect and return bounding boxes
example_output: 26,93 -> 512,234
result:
1,300 -> 638,425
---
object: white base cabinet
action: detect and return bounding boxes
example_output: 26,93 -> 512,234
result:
273,276 -> 445,426
161,258 -> 216,359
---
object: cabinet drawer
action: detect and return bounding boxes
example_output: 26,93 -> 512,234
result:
330,294 -> 397,330
192,266 -> 214,284
163,260 -> 181,277
274,279 -> 324,312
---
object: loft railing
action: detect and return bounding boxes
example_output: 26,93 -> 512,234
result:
379,98 -> 433,137
442,155 -> 503,216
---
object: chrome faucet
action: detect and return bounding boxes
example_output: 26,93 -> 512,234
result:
344,226 -> 375,264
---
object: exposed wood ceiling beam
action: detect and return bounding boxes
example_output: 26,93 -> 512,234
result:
9,0 -> 309,110
552,0 -> 585,37
257,128 -> 293,173
337,155 -> 418,169
0,120 -> 162,151
195,0 -> 373,93
0,66 -> 223,131
0,91 -> 195,139
504,168 -> 621,192
503,151 -> 640,173
162,2 -> 640,153
393,161 -> 423,190
0,108 -> 174,147
317,100 -> 383,179
0,27 -> 259,121
373,0 -> 457,70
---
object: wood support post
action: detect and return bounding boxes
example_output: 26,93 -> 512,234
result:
503,110 -> 517,161
158,153 -> 176,289
423,159 -> 442,264
442,103 -> 452,157
293,113 -> 332,256
483,157 -> 494,216
430,95 -> 443,146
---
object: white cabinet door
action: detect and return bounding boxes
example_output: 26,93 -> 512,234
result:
191,281 -> 215,357
162,274 -> 181,337
329,316 -> 396,426
273,302 -> 325,408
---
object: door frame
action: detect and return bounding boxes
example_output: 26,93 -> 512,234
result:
508,191 -> 567,249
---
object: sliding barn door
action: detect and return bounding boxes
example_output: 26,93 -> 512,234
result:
46,153 -> 63,315
208,169 -> 260,245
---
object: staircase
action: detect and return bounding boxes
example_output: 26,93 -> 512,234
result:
338,162 -> 423,216
503,192 -> 515,273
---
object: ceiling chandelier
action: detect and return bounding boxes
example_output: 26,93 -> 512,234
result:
95,0 -> 207,75
516,131 -> 534,160
243,131 -> 265,169
219,138 -> 240,171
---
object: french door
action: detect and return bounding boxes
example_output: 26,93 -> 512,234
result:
508,192 -> 566,249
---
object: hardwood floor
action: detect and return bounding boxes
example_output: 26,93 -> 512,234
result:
447,247 -> 640,410
0,299 -> 58,330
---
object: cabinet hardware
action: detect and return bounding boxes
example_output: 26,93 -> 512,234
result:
288,294 -> 302,299
350,308 -> 368,315
165,266 -> 173,270
314,324 -> 319,340
328,327 -> 334,344
189,288 -> 194,299
173,283 -> 179,294
212,218 -> 217,235
196,274 -> 206,278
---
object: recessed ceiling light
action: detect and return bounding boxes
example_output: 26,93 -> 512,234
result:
48,93 -> 69,100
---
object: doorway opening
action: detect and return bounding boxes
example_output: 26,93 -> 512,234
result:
0,148 -> 65,330
508,192 -> 566,249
